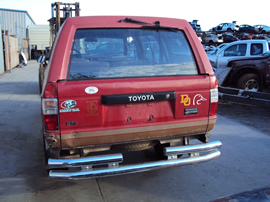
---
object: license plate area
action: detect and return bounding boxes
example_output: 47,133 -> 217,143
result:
102,91 -> 176,126
102,91 -> 176,105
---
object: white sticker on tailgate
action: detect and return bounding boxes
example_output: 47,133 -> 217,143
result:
193,94 -> 207,105
85,86 -> 98,94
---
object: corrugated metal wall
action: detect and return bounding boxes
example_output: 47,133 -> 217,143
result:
0,9 -> 35,70
0,10 -> 26,38
0,9 -> 35,50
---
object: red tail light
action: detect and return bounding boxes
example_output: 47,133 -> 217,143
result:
42,83 -> 59,131
44,115 -> 59,130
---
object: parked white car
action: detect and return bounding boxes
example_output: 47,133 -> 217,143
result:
211,23 -> 239,32
208,40 -> 270,69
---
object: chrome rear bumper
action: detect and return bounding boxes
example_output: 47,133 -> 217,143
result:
48,141 -> 222,180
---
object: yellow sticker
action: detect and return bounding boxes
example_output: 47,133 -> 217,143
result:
181,95 -> 191,106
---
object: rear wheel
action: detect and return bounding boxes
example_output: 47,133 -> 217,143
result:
237,73 -> 261,92
38,64 -> 45,94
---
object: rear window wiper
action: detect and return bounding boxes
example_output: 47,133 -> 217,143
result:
119,18 -> 152,25
119,17 -> 178,31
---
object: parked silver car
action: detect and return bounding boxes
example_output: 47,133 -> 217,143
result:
202,33 -> 223,45
254,25 -> 270,34
210,23 -> 239,32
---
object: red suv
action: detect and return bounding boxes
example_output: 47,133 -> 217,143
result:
41,16 -> 221,179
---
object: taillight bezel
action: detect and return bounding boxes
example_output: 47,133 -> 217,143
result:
42,98 -> 59,131
42,98 -> 58,115
209,88 -> 219,116
41,82 -> 59,131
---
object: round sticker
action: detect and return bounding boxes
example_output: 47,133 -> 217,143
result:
61,100 -> 77,109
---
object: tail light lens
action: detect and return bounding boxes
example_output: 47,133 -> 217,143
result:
44,115 -> 58,130
42,98 -> 58,114
210,88 -> 218,116
42,98 -> 59,130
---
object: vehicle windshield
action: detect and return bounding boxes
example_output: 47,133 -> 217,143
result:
68,28 -> 198,80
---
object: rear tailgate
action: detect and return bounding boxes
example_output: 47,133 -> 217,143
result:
58,76 -> 210,149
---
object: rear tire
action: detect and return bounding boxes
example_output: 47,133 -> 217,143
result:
237,73 -> 261,92
38,65 -> 44,94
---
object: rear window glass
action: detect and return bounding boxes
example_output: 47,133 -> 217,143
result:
68,29 -> 198,80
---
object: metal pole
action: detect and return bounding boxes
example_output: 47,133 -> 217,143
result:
56,2 -> 60,33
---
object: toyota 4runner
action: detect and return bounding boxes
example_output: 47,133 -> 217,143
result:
41,16 -> 222,179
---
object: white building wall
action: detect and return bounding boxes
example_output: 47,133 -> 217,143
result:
27,24 -> 50,50
0,9 -> 35,49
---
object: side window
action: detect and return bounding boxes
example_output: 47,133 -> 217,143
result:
250,43 -> 263,55
224,44 -> 247,56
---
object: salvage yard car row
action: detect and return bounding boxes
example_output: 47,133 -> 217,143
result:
190,20 -> 270,34
201,32 -> 270,46
190,20 -> 270,46
209,23 -> 270,34
188,21 -> 270,93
